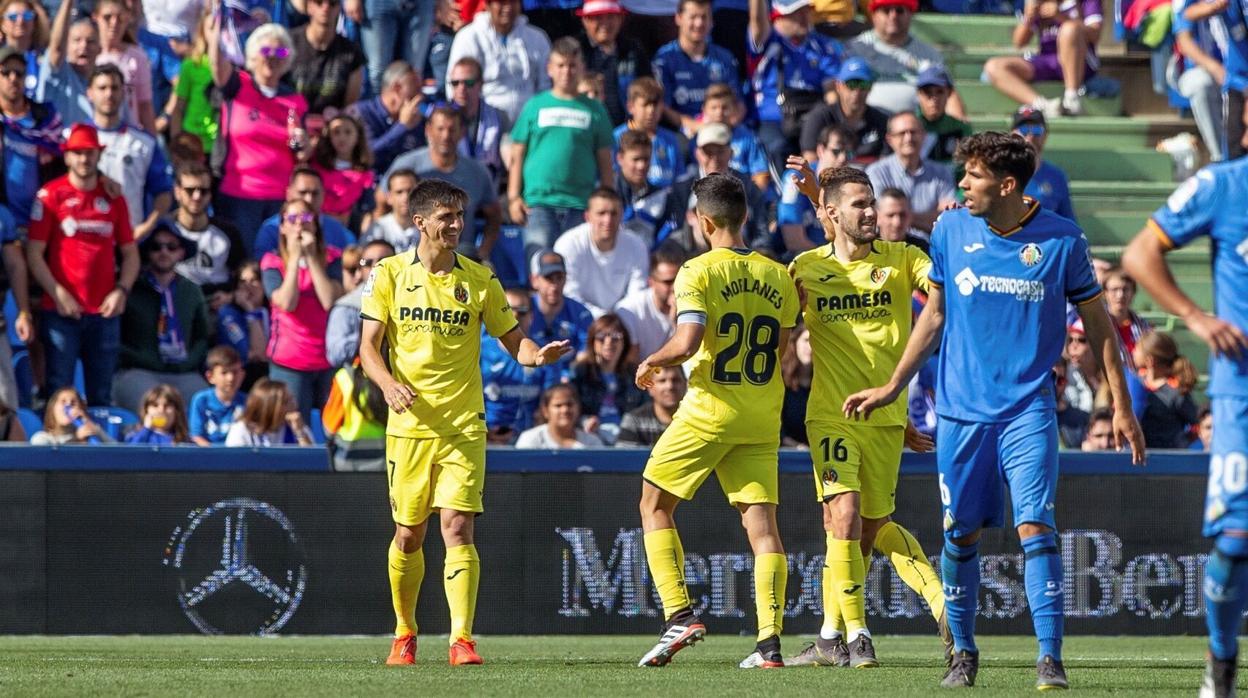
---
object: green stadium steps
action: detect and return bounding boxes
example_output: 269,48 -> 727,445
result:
1042,148 -> 1173,183
910,13 -> 1017,48
955,81 -> 1122,117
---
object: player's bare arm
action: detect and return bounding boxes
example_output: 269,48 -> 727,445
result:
358,317 -> 416,413
1076,297 -> 1147,465
498,326 -> 573,367
636,323 -> 704,390
1123,227 -> 1248,360
843,284 -> 947,420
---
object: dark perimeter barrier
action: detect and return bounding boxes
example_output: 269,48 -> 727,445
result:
0,446 -> 1213,636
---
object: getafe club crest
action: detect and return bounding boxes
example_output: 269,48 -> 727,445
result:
1019,243 -> 1043,267
454,284 -> 468,303
869,267 -> 890,286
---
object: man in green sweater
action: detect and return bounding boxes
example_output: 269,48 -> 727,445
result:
113,220 -> 211,412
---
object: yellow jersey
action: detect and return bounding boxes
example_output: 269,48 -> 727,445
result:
360,251 -> 517,438
789,240 -> 931,427
671,247 -> 799,443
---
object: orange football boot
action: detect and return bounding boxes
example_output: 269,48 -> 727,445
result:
448,638 -> 484,665
386,634 -> 417,665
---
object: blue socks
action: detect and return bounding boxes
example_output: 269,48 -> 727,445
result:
942,538 -> 980,654
1205,539 -> 1248,661
1022,532 -> 1064,662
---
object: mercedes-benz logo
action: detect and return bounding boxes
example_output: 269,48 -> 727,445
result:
163,498 -> 308,635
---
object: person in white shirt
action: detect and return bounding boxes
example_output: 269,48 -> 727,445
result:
445,0 -> 552,124
363,168 -> 420,252
614,243 -> 684,359
515,383 -> 605,448
553,187 -> 649,318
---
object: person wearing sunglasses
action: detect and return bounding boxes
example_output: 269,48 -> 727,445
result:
799,57 -> 890,167
261,198 -> 344,421
1011,105 -> 1075,222
0,43 -> 63,235
40,0 -> 104,127
446,56 -> 506,183
0,0 -> 45,99
171,161 -> 246,305
865,111 -> 957,234
325,239 -> 395,369
113,221 -> 212,415
208,19 -> 309,242
446,0 -> 553,125
846,0 -> 967,119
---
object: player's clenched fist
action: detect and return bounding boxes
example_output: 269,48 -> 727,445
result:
383,380 -> 417,413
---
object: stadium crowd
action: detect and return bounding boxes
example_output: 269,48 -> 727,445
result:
0,0 -> 1214,460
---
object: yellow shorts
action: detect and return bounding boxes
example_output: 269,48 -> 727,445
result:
643,419 -> 779,505
806,421 -> 904,519
386,433 -> 486,526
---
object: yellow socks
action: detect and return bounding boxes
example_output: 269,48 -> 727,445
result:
821,532 -> 845,638
388,542 -> 424,638
644,528 -> 691,620
754,552 -> 788,641
827,537 -> 868,638
875,521 -> 945,621
444,544 -> 480,643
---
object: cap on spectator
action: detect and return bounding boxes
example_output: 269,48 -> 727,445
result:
1068,317 -> 1085,335
0,45 -> 22,66
530,249 -> 567,278
916,65 -> 952,89
837,57 -> 874,84
63,123 -> 104,152
696,122 -> 732,148
1012,104 -> 1047,129
868,0 -> 918,12
140,218 -> 198,257
771,0 -> 812,15
576,0 -> 625,16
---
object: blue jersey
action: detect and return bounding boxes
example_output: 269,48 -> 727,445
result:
528,295 -> 594,376
612,123 -> 686,188
749,30 -> 843,123
1223,0 -> 1248,92
776,173 -> 821,252
1025,160 -> 1075,222
730,124 -> 770,178
189,388 -> 248,445
929,200 -> 1101,422
480,327 -> 556,432
2,102 -> 61,227
1150,160 -> 1248,398
653,41 -> 741,118
1174,0 -> 1227,70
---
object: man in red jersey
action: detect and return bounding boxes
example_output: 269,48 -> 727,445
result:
27,122 -> 139,406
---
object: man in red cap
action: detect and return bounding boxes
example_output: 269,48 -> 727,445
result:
847,0 -> 967,118
26,122 -> 139,407
576,0 -> 653,125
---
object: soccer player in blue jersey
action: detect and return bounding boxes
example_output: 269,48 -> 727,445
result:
845,132 -> 1146,690
1123,161 -> 1248,698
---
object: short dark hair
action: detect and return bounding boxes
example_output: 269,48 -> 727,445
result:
677,0 -> 712,13
409,179 -> 468,218
386,168 -> 418,189
550,36 -> 582,62
819,123 -> 857,151
617,128 -> 652,154
878,186 -> 909,203
955,131 -> 1036,190
427,104 -> 463,128
206,345 -> 242,371
362,238 -> 396,257
817,166 -> 873,204
587,186 -> 623,208
692,173 -> 747,232
650,241 -> 688,271
88,63 -> 125,87
175,160 -> 212,184
1089,406 -> 1114,427
289,165 -> 323,186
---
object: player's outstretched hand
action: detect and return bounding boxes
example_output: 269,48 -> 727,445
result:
1188,312 -> 1248,360
383,380 -> 417,414
532,340 -> 572,366
635,360 -> 659,390
1113,407 -> 1148,466
785,155 -> 819,204
842,384 -> 899,421
904,421 -> 934,453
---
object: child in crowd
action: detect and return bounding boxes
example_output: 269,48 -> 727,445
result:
224,378 -> 314,447
30,388 -> 111,445
311,113 -> 375,227
189,346 -> 248,446
216,261 -> 270,390
699,82 -> 770,193
579,71 -> 606,104
613,77 -> 686,188
165,4 -> 217,151
515,384 -> 604,449
126,384 -> 192,445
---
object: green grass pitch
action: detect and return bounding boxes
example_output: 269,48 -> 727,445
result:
0,635 -> 1216,697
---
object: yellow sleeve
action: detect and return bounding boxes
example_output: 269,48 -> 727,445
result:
359,261 -> 394,322
908,245 -> 933,294
781,270 -> 800,328
673,262 -> 708,324
482,273 -> 518,338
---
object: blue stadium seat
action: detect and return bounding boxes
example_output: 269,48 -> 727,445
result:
309,408 -> 326,445
11,350 -> 31,409
87,406 -> 139,441
16,407 -> 41,441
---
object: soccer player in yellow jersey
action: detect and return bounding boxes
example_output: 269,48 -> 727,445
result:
634,173 -> 800,669
783,159 -> 950,669
359,180 -> 571,667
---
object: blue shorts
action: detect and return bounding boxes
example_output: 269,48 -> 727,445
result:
1204,397 -> 1248,538
936,409 -> 1059,539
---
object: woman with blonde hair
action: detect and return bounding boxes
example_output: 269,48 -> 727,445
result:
0,0 -> 48,98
